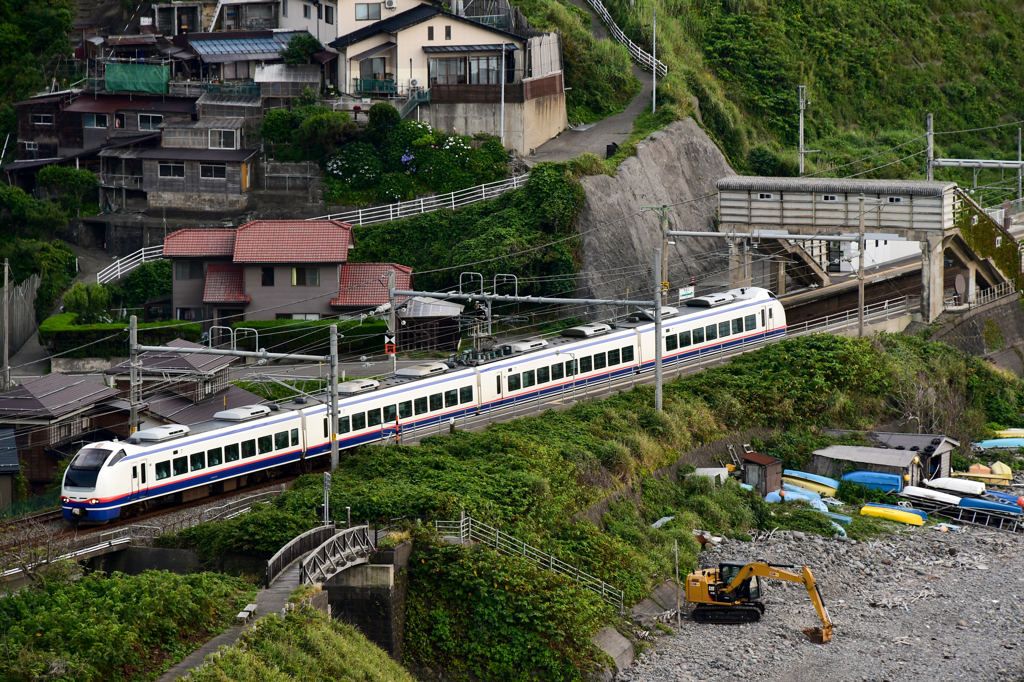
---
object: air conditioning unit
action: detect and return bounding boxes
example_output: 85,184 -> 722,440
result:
384,0 -> 396,9
410,77 -> 421,88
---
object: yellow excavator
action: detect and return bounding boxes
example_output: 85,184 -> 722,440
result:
684,561 -> 834,643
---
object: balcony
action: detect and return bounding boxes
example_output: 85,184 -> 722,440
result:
98,174 -> 144,189
354,78 -> 396,95
201,83 -> 262,97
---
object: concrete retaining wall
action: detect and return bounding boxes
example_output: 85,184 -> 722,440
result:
52,357 -> 126,374
86,546 -> 201,575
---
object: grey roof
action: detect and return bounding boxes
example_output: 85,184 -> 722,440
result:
331,3 -> 521,50
423,44 -> 518,53
0,374 -> 119,421
813,445 -> 919,468
196,92 -> 262,107
106,338 -> 237,376
138,147 -> 258,162
254,64 -> 321,83
399,296 -> 464,318
0,429 -> 19,474
823,430 -> 959,454
144,384 -> 268,424
716,176 -> 958,197
161,117 -> 245,130
348,41 -> 398,63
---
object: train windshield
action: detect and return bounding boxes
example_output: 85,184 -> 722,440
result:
64,448 -> 112,489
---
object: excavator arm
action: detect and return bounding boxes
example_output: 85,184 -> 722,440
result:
722,563 -> 834,643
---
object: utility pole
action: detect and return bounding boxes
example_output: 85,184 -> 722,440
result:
329,324 -> 339,471
660,210 -> 670,306
653,247 -> 663,412
500,43 -> 506,148
858,194 -> 866,338
651,7 -> 656,114
2,259 -> 8,391
796,86 -> 818,175
129,314 -> 139,433
674,539 -> 680,630
387,271 -> 397,375
1018,127 -> 1021,205
323,472 -> 331,525
926,113 -> 934,181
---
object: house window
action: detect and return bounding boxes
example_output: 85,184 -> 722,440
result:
24,141 -> 38,151
429,57 -> 466,85
757,193 -> 773,200
200,164 -> 227,179
114,113 -> 125,129
303,3 -> 311,18
282,0 -> 288,16
360,57 -> 386,80
821,194 -> 838,202
317,3 -> 322,18
176,307 -> 203,320
159,162 -> 185,178
445,25 -> 451,39
209,129 -> 236,149
84,114 -> 108,128
355,3 -> 381,19
139,114 -> 163,130
887,196 -> 903,204
291,267 -> 319,286
33,113 -> 53,125
428,25 -> 434,40
262,266 -> 275,286
469,55 -> 500,84
325,5 -> 333,23
175,261 -> 204,279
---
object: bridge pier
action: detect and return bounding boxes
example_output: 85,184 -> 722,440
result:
920,232 -> 945,323
323,542 -> 411,661
728,239 -> 752,289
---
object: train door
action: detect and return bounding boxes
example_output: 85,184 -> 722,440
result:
131,459 -> 148,500
474,368 -> 483,414
299,411 -> 307,460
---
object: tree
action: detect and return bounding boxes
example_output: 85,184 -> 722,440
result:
63,282 -> 112,323
280,34 -> 323,64
36,165 -> 98,216
260,108 -> 296,144
366,102 -> 401,145
0,184 -> 67,239
292,111 -> 357,160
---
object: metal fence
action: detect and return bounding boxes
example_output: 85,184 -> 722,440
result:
299,524 -> 375,585
435,515 -> 624,612
265,523 -> 337,587
582,0 -> 667,77
984,198 -> 1024,226
787,295 -> 919,338
310,174 -> 528,225
157,488 -> 284,535
944,280 -> 1017,310
96,245 -> 165,284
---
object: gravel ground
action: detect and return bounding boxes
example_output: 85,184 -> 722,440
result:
620,526 -> 1024,681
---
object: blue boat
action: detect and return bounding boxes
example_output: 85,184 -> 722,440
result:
985,491 -> 1023,506
862,503 -> 928,522
783,482 -> 821,500
958,498 -> 1022,515
784,469 -> 841,489
973,438 -> 1024,449
841,471 -> 903,493
824,511 -> 852,525
765,490 -> 828,512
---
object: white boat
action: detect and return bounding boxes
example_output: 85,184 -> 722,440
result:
925,477 -> 985,496
902,485 -> 961,506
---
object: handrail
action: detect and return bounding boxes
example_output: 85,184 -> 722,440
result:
582,0 -> 667,77
299,524 -> 375,585
96,245 -> 165,284
398,88 -> 430,120
786,295 -> 918,338
435,515 -> 624,613
266,523 -> 337,587
944,280 -> 1017,310
310,174 -> 528,225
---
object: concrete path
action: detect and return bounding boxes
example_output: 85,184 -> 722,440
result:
157,561 -> 302,681
525,0 -> 653,165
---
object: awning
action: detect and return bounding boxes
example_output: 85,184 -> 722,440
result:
348,41 -> 397,62
422,44 -> 519,53
138,147 -> 258,162
66,96 -> 153,113
313,50 -> 338,64
87,36 -> 105,45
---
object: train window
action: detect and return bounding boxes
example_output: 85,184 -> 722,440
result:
705,324 -> 717,341
339,416 -> 350,433
190,452 -> 205,471
496,376 -> 502,393
445,389 -> 458,407
107,450 -> 127,467
383,405 -> 397,422
242,440 -> 256,458
621,346 -> 634,362
745,314 -> 756,331
208,448 -> 223,466
769,308 -> 773,319
565,360 -> 577,376
133,465 -> 137,479
460,386 -> 474,403
580,356 -> 593,373
226,444 -> 240,462
324,418 -> 328,438
551,363 -> 564,380
275,431 -> 289,450
291,429 -> 299,446
352,412 -> 367,430
156,461 -> 171,480
414,397 -> 428,415
719,321 -> 730,338
258,436 -> 273,454
761,310 -> 766,327
594,352 -> 606,370
508,374 -> 521,391
679,331 -> 691,347
399,401 -> 413,418
732,318 -> 743,335
367,408 -> 382,427
608,349 -> 620,366
173,456 -> 188,476
693,327 -> 705,344
430,393 -> 443,411
141,465 -> 146,484
522,370 -> 536,388
666,335 -> 678,352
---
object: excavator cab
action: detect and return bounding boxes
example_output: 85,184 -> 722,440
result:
718,562 -> 760,603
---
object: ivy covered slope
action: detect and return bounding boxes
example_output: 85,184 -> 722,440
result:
0,571 -> 255,682
595,0 -> 1024,182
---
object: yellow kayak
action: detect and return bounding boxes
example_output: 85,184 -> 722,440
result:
860,505 -> 925,526
990,461 -> 1013,478
952,471 -> 1012,486
782,476 -> 837,497
995,429 -> 1024,438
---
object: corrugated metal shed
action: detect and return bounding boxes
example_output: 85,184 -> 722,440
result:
196,92 -> 262,107
254,64 -> 321,83
813,445 -> 918,467
400,296 -> 464,318
0,374 -> 118,420
717,177 -> 956,197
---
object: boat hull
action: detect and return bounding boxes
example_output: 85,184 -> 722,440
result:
841,471 -> 903,493
902,486 -> 961,505
958,498 -> 1022,515
783,469 -> 841,489
860,505 -> 924,526
862,503 -> 928,522
925,477 -> 985,496
782,476 -> 837,497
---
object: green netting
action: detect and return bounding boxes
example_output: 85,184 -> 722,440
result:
105,63 -> 170,94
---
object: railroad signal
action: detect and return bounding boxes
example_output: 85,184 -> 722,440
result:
384,334 -> 396,355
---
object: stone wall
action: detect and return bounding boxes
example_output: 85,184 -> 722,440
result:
148,191 -> 251,215
914,293 -> 1024,375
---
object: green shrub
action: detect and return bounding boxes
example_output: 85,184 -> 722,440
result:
229,318 -> 388,356
325,141 -> 382,190
0,184 -> 68,240
62,282 -> 111,323
106,260 -> 171,308
280,34 -> 323,64
260,108 -> 296,144
29,240 -> 77,323
292,111 -> 357,160
36,165 -> 97,216
376,172 -> 414,202
38,313 -> 201,358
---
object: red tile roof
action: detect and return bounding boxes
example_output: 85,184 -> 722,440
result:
164,228 -> 236,258
203,264 -> 249,304
331,263 -> 412,308
233,220 -> 354,263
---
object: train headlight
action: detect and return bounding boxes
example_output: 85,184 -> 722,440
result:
61,496 -> 70,504
88,498 -> 100,505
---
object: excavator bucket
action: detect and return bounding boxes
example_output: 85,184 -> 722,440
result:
802,627 -> 832,644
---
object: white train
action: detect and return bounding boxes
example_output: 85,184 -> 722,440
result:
61,287 -> 786,522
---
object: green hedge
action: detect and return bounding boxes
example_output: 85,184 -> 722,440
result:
38,313 -> 202,359
230,318 -> 388,358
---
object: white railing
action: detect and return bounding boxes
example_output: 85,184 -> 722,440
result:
944,281 -> 1018,310
985,198 -> 1024,226
98,174 -> 144,189
787,295 -> 919,338
96,245 -> 165,284
299,524 -> 375,585
310,174 -> 528,225
582,0 -> 667,77
435,515 -> 624,612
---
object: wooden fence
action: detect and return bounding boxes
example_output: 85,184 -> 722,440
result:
2,274 -> 40,361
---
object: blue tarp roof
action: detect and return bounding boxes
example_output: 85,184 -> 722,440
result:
189,31 -> 305,62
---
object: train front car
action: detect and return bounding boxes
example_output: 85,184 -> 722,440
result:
61,441 -> 132,523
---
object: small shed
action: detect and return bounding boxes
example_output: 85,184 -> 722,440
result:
397,296 -> 464,352
822,430 -> 956,480
740,451 -> 781,497
811,444 -> 942,487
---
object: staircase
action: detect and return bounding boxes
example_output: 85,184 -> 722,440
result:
398,88 -> 430,120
